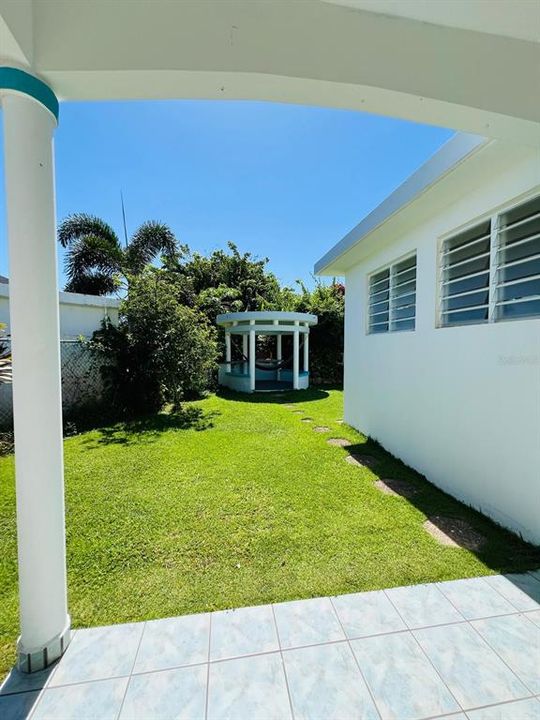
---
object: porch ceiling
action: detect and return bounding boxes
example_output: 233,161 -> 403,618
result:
1,0 -> 539,144
324,0 -> 540,43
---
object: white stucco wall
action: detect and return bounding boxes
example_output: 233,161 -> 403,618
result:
343,150 -> 540,544
0,286 -> 120,425
0,284 -> 119,338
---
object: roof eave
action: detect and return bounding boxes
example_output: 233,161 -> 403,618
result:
314,132 -> 489,276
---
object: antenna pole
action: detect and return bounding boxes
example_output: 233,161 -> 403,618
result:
120,191 -> 128,248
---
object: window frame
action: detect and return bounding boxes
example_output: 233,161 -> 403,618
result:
366,251 -> 417,335
437,189 -> 540,328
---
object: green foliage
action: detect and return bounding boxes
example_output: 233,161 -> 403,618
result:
168,241 -> 284,321
58,213 -> 177,295
91,272 -> 218,416
195,285 -> 244,324
290,279 -> 345,385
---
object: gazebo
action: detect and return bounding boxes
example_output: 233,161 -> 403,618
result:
216,311 -> 317,392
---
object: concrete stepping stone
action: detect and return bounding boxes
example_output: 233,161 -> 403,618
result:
423,516 -> 485,551
327,438 -> 352,448
345,454 -> 379,468
313,426 -> 330,433
292,410 -> 304,414
301,417 -> 313,423
375,478 -> 418,498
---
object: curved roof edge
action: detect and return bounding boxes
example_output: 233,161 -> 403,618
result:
217,311 -> 318,326
314,132 -> 488,275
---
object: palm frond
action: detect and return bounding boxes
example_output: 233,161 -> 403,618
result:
64,271 -> 119,296
65,235 -> 123,295
125,221 -> 177,274
58,214 -> 120,250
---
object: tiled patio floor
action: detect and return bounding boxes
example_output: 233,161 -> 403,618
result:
1,572 -> 539,720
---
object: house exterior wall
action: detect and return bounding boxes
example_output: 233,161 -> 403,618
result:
343,151 -> 540,544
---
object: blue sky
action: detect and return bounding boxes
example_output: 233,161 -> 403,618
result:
0,100 -> 452,289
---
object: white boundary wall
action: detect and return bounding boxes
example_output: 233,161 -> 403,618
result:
0,285 -> 120,425
343,149 -> 540,544
0,283 -> 119,339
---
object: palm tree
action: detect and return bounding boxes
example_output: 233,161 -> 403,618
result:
58,214 -> 178,295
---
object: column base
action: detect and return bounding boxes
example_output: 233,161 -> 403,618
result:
17,616 -> 71,673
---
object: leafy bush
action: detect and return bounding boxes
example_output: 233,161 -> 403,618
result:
289,280 -> 344,385
91,272 -> 218,416
167,242 -> 283,319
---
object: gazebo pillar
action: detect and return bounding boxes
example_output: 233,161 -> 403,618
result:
216,312 -> 317,393
293,321 -> 300,390
249,324 -> 256,392
0,68 -> 70,671
242,334 -> 248,375
303,325 -> 309,373
225,332 -> 231,372
274,319 -> 281,381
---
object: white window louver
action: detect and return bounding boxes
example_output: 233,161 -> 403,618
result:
368,254 -> 416,333
390,255 -> 416,331
368,267 -> 390,333
439,194 -> 540,327
495,195 -> 540,321
440,219 -> 491,326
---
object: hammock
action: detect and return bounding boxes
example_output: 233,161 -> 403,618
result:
230,336 -> 303,372
254,357 -> 292,372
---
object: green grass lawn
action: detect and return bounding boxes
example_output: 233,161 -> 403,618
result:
1,388 -> 538,677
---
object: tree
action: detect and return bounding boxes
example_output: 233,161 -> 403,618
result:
58,214 -> 178,295
290,279 -> 344,385
91,270 -> 218,416
168,242 -> 284,321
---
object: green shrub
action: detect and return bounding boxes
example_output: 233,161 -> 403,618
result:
91,272 -> 218,416
287,280 -> 344,385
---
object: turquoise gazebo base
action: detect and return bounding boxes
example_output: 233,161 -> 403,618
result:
218,367 -> 310,393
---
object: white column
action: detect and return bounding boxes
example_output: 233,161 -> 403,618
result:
293,322 -> 300,390
242,334 -> 248,375
274,320 -> 281,381
2,91 -> 70,671
303,328 -> 309,374
249,328 -> 256,392
225,332 -> 231,373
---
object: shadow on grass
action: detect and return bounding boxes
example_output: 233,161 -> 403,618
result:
334,434 -> 540,581
216,386 -> 334,404
82,406 -> 219,449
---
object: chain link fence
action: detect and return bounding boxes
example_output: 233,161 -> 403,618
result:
0,339 -> 106,429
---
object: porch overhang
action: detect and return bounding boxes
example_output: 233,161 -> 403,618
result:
1,0 -> 539,144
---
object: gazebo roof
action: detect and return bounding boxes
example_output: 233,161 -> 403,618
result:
216,311 -> 317,331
